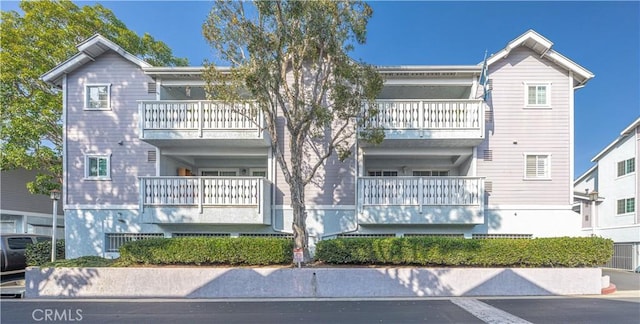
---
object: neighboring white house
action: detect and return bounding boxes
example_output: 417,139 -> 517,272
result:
0,169 -> 64,237
574,117 -> 640,271
41,30 -> 594,259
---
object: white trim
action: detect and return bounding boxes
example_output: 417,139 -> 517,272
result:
485,204 -> 574,210
0,209 -> 63,217
274,205 -> 356,210
523,153 -> 551,180
591,117 -> 640,162
42,34 -> 151,85
569,71 -> 575,205
523,82 -> 551,108
574,164 -> 597,185
198,168 -> 239,176
64,205 -> 139,210
84,84 -> 112,110
84,153 -> 112,180
63,74 -> 68,206
485,30 -> 593,84
583,224 -> 640,231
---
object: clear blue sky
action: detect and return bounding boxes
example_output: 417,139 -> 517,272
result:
3,1 -> 639,178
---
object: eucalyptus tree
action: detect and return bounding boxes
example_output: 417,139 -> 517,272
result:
202,0 -> 383,260
1,0 -> 187,194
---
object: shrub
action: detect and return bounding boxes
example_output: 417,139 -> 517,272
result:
315,237 -> 613,268
41,256 -> 115,268
26,240 -> 65,266
118,237 -> 294,266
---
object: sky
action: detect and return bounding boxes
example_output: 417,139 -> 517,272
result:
3,1 -> 639,178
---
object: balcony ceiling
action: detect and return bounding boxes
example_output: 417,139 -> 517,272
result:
378,85 -> 471,100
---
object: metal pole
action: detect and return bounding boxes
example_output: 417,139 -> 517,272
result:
51,198 -> 58,262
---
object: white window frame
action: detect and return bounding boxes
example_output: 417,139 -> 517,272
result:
249,168 -> 267,177
524,82 -> 551,108
412,170 -> 450,177
84,84 -> 112,110
84,154 -> 111,180
199,168 -> 239,176
523,153 -> 551,180
617,158 -> 635,178
617,198 -> 635,215
368,170 -> 398,177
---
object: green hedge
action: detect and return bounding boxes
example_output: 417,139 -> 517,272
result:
118,237 -> 294,265
26,240 -> 65,267
315,237 -> 613,267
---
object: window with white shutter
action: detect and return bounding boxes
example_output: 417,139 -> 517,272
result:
524,154 -> 550,179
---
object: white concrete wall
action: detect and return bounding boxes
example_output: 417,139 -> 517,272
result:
26,267 -> 603,298
477,206 -> 585,237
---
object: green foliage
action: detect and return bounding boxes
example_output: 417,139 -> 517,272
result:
118,237 -> 294,266
202,0 -> 383,256
315,237 -> 614,268
0,0 -> 187,194
41,256 -> 115,268
25,240 -> 65,267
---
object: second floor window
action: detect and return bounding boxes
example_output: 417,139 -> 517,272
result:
85,84 -> 111,110
617,158 -> 635,177
525,154 -> 550,179
617,198 -> 635,215
525,83 -> 550,107
368,171 -> 398,177
85,155 -> 110,180
412,170 -> 449,176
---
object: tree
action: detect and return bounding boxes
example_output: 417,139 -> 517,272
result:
202,0 -> 383,260
0,0 -> 188,195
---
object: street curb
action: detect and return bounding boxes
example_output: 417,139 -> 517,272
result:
601,284 -> 616,295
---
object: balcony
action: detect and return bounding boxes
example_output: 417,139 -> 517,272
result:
139,176 -> 271,224
357,176 -> 484,224
363,99 -> 485,146
138,100 -> 269,147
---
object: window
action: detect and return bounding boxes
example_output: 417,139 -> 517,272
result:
617,198 -> 635,215
200,169 -> 238,176
412,170 -> 449,176
368,171 -> 398,177
525,83 -> 550,107
85,84 -> 111,110
617,158 -> 635,177
7,237 -> 34,250
524,154 -> 550,179
85,155 -> 110,180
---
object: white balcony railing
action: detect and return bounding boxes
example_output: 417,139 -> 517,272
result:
139,100 -> 262,136
140,176 -> 267,213
365,99 -> 483,131
358,176 -> 484,207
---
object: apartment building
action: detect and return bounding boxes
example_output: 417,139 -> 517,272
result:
574,117 -> 640,271
42,30 -> 593,258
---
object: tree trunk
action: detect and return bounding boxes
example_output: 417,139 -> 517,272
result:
290,135 -> 310,263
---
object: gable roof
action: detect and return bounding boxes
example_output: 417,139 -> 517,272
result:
486,29 -> 594,86
591,117 -> 640,162
41,34 -> 152,86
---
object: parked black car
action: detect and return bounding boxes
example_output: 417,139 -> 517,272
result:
0,233 -> 51,275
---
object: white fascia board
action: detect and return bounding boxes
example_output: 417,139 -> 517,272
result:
485,30 -> 594,85
41,53 -> 91,85
42,34 -> 151,85
591,117 -> 640,162
574,164 -> 597,185
77,34 -> 151,69
546,50 -> 594,83
620,117 -> 640,136
377,65 -> 481,73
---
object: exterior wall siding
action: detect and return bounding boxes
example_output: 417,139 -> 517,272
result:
0,169 -> 63,215
597,134 -> 636,228
65,51 -> 156,206
478,47 -> 572,206
273,111 -> 356,207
